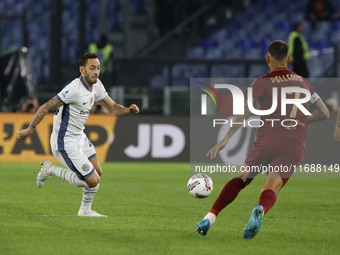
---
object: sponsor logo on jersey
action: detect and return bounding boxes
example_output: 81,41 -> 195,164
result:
80,110 -> 90,115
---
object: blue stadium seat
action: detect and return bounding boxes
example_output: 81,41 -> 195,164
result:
251,28 -> 267,44
321,51 -> 334,76
331,31 -> 340,44
226,48 -> 243,59
249,64 -> 268,78
275,12 -> 288,21
275,30 -> 288,42
312,30 -> 329,41
230,65 -> 246,77
306,39 -> 315,50
223,20 -> 240,34
301,21 -> 312,38
211,65 -> 231,78
260,38 -> 272,54
244,48 -> 263,60
211,64 -> 245,78
186,47 -> 205,59
277,20 -> 294,32
206,47 -> 224,59
290,12 -> 305,23
218,39 -> 234,51
235,12 -> 250,24
315,21 -> 332,35
261,22 -> 275,36
211,29 -> 228,45
200,38 -> 218,52
252,15 -> 266,27
245,3 -> 261,16
239,38 -> 255,52
333,21 -> 340,31
243,22 -> 257,35
307,56 -> 323,78
316,39 -> 332,50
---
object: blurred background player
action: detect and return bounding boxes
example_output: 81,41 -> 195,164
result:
196,40 -> 329,239
89,34 -> 114,85
17,53 -> 139,217
334,106 -> 340,142
288,22 -> 310,78
91,101 -> 110,114
20,95 -> 40,113
306,0 -> 334,29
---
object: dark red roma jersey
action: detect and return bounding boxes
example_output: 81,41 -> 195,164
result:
251,68 -> 315,148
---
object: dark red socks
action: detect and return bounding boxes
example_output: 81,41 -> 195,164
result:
259,189 -> 277,214
210,178 -> 245,216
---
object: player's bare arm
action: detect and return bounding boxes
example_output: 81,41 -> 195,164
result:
99,95 -> 139,115
334,107 -> 340,142
206,98 -> 254,159
17,97 -> 64,140
307,98 -> 329,123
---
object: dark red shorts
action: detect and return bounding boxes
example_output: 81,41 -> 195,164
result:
245,136 -> 305,186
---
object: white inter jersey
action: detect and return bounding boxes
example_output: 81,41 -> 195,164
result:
52,75 -> 107,151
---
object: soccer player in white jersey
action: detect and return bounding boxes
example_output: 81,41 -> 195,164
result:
17,53 -> 139,217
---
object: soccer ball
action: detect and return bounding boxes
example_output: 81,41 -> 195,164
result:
187,173 -> 213,198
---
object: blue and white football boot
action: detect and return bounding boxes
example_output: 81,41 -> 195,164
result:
243,205 -> 264,239
196,219 -> 211,236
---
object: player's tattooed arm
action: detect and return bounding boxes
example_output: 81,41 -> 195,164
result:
17,97 -> 64,140
29,97 -> 64,129
99,97 -> 111,109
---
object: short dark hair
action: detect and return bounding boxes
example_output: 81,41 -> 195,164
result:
268,40 -> 289,62
79,53 -> 98,67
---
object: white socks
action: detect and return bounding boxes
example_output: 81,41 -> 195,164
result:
204,212 -> 217,225
80,184 -> 99,211
50,164 -> 100,212
52,165 -> 89,188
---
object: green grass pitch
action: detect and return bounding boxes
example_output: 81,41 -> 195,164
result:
0,162 -> 339,255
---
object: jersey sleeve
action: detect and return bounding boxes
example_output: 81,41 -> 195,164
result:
94,79 -> 108,102
56,82 -> 78,104
250,78 -> 266,101
306,81 -> 320,104
307,80 -> 315,95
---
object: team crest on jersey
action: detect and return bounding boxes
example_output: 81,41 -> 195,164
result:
82,163 -> 90,173
90,97 -> 93,104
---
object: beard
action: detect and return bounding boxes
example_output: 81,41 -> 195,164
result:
84,71 -> 97,85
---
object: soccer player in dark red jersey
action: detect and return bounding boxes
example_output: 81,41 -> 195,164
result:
196,40 -> 330,239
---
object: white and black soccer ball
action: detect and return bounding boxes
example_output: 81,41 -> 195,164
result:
187,173 -> 213,198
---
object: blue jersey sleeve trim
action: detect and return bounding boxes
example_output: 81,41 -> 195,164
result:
88,153 -> 97,160
83,168 -> 95,179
